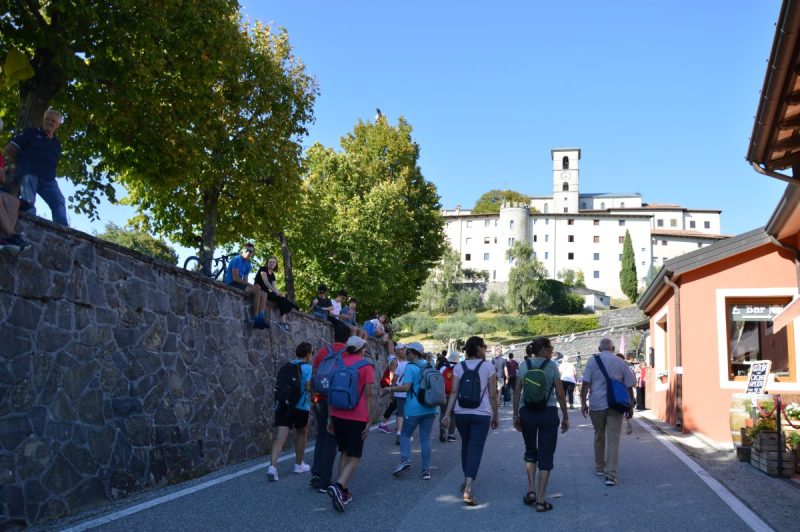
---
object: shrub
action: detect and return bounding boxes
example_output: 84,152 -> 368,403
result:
527,315 -> 599,336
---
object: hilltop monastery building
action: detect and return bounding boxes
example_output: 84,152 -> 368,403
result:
442,148 -> 728,299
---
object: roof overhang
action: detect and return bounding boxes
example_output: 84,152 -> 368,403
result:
747,0 -> 800,176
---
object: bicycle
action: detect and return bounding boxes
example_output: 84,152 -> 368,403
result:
183,252 -> 237,280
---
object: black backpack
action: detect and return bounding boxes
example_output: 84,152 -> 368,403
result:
275,362 -> 305,410
457,360 -> 486,408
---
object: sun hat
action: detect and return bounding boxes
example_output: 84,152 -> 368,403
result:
346,336 -> 366,352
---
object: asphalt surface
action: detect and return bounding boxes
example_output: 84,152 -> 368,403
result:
50,405 -> 768,532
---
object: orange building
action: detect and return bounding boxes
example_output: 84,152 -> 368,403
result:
638,0 -> 800,445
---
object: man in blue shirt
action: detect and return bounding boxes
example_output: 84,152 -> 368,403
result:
3,109 -> 68,226
223,243 -> 269,329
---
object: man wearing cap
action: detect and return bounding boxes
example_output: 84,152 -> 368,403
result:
326,336 -> 375,512
439,351 -> 460,442
382,342 -> 437,480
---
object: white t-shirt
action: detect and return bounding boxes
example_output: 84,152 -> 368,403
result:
560,361 -> 577,383
331,299 -> 342,317
453,359 -> 495,417
394,360 -> 408,398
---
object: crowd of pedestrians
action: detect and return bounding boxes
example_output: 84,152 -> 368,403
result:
264,335 -> 636,514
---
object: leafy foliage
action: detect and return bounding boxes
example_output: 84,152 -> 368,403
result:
282,116 -> 444,317
526,315 -> 599,336
505,242 -> 548,313
485,291 -> 506,311
557,269 -> 576,286
472,189 -> 531,214
574,270 -> 586,288
95,223 -> 178,264
394,311 -> 437,337
620,229 -> 639,302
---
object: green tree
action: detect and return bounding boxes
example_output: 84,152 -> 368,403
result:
574,270 -> 586,288
284,116 -> 444,316
506,242 -> 548,313
557,269 -> 576,286
620,229 -> 639,302
485,291 -> 506,311
95,223 -> 178,264
472,189 -> 531,214
0,4 -> 316,270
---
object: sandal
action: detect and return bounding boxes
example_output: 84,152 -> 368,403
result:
523,491 -> 537,505
536,501 -> 553,512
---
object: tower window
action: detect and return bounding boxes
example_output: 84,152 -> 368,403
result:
509,220 -> 515,230
562,182 -> 569,191
562,156 -> 569,169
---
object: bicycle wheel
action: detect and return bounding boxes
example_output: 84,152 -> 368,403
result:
183,256 -> 204,273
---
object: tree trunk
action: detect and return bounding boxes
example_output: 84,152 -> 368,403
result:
200,188 -> 220,276
16,48 -> 64,132
275,231 -> 295,302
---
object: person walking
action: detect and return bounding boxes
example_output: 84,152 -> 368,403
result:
308,328 -> 349,492
558,353 -> 577,409
439,351 -> 459,442
580,338 -> 635,486
513,337 -> 569,511
442,336 -> 498,506
492,346 -> 507,408
326,336 -> 375,512
391,343 -> 409,445
267,342 -> 313,481
383,342 -> 437,480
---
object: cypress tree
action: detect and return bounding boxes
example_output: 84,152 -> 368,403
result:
620,229 -> 639,303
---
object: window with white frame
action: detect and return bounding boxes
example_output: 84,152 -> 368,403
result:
483,253 -> 490,261
724,297 -> 794,381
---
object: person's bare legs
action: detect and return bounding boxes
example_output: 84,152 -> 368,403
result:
0,192 -> 20,236
294,426 -> 308,465
525,461 -> 537,494
537,469 -> 551,505
270,426 -> 290,466
337,453 -> 361,489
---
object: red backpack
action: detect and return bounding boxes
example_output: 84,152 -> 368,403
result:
380,367 -> 393,389
442,364 -> 455,394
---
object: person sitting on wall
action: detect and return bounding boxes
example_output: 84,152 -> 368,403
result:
223,243 -> 269,329
310,284 -> 352,340
363,313 -> 394,355
255,255 -> 298,333
0,118 -> 30,254
338,297 -> 368,340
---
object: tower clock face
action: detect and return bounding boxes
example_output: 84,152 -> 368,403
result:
560,171 -> 572,182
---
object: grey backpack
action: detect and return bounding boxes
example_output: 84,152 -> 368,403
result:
413,361 -> 447,407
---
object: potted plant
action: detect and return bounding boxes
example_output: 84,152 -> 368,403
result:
787,431 -> 800,474
657,371 -> 668,384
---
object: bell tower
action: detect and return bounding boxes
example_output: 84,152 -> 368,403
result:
552,148 -> 580,213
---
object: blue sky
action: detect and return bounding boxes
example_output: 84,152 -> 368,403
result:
62,0 -> 786,259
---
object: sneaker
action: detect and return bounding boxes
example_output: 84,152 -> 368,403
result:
421,470 -> 431,480
393,460 -> 411,477
378,423 -> 392,434
341,490 -> 353,506
327,484 -> 345,512
8,234 -> 30,254
439,430 -> 446,442
604,477 -> 617,486
278,322 -> 291,333
447,435 -> 457,442
293,462 -> 310,474
267,465 -> 279,482
310,475 -> 321,487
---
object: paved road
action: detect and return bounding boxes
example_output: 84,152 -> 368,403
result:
52,406 -> 768,532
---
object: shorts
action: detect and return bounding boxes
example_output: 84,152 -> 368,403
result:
331,416 -> 367,458
275,407 -> 309,429
229,281 -> 249,291
394,396 -> 406,417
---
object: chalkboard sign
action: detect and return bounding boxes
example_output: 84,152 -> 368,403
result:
746,361 -> 772,394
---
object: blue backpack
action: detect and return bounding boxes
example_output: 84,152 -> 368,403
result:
313,345 -> 346,397
328,356 -> 373,410
593,355 -> 632,413
362,319 -> 378,337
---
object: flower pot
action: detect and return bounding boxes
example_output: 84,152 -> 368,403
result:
658,376 -> 668,384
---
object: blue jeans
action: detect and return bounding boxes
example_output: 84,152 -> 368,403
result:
311,400 -> 337,484
400,414 -> 435,471
455,414 -> 491,479
19,174 -> 68,226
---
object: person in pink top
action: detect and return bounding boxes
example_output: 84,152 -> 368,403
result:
326,336 -> 375,512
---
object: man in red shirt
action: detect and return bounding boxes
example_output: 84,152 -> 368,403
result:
326,336 -> 375,512
309,328 -> 349,492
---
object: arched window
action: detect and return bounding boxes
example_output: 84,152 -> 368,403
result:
562,182 -> 569,191
600,202 -> 606,209
562,156 -> 569,169
509,220 -> 515,230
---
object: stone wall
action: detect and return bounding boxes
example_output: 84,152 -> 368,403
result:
597,306 -> 646,329
0,215 -> 389,526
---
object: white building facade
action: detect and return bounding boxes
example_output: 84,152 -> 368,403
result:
442,148 -> 727,299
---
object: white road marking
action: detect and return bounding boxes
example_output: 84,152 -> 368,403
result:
636,419 -> 773,532
62,420 -> 391,531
